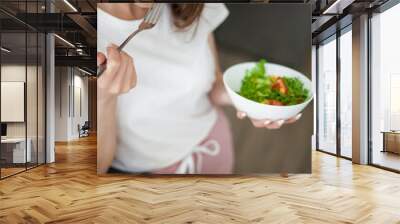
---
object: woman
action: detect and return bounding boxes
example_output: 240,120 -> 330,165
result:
97,3 -> 301,174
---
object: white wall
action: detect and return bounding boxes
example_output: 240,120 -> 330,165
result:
69,73 -> 89,139
55,66 -> 70,141
54,67 -> 89,141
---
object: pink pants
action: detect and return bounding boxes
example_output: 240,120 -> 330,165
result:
153,110 -> 234,174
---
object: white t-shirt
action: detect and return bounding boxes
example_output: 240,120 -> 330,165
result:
97,4 -> 229,172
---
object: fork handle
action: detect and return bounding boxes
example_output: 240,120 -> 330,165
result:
97,29 -> 142,78
118,28 -> 142,51
97,63 -> 107,77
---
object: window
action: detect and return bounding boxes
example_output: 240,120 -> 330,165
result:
317,36 -> 337,155
316,25 -> 353,159
339,28 -> 352,158
370,2 -> 400,171
0,1 -> 47,179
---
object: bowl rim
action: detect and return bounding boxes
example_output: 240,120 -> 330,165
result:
223,61 -> 314,108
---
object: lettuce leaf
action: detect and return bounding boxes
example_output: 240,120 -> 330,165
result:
238,59 -> 309,105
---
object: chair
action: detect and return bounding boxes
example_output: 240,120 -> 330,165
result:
78,121 -> 90,138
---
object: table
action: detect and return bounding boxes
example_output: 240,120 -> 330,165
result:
381,131 -> 400,154
1,138 -> 32,165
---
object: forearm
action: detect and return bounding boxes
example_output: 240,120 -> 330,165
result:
208,33 -> 232,107
97,92 -> 118,174
96,45 -> 137,174
209,73 -> 232,106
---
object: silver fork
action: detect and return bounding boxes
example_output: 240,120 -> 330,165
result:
97,4 -> 163,77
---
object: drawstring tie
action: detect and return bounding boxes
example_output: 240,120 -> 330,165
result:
175,140 -> 220,174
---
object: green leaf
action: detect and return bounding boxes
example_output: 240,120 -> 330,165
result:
239,59 -> 309,105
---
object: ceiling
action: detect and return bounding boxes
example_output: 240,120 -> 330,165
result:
0,0 -> 393,74
310,0 -> 390,43
0,0 -> 97,74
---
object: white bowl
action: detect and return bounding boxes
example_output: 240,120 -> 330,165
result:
223,62 -> 313,120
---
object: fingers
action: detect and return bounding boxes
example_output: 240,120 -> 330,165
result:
106,44 -> 121,77
98,45 -> 120,90
97,44 -> 137,96
236,111 -> 246,119
242,113 -> 302,129
251,119 -> 268,128
284,113 -> 302,124
119,52 -> 137,93
246,116 -> 284,129
109,51 -> 128,94
97,52 -> 106,66
264,120 -> 285,129
123,55 -> 137,91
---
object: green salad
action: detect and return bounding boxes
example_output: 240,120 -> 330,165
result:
239,59 -> 309,106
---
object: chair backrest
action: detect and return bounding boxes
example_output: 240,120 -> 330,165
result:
82,121 -> 90,129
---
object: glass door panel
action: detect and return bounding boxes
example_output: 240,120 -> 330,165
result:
371,3 -> 400,171
1,31 -> 28,177
27,31 -> 38,169
317,37 -> 337,154
339,29 -> 352,158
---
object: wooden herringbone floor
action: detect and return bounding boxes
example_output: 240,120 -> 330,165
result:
0,135 -> 400,224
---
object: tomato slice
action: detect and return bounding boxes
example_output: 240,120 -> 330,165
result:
264,99 -> 284,106
271,78 -> 288,95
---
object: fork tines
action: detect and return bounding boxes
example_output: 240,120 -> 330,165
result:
145,4 -> 163,25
